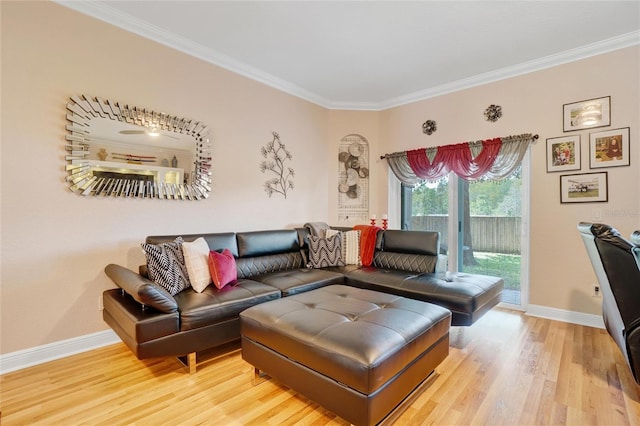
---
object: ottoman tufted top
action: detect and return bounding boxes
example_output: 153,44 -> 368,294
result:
240,284 -> 451,394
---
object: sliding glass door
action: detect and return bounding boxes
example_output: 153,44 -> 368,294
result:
400,154 -> 529,308
457,173 -> 524,306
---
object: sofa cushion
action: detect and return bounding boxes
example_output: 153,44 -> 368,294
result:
141,237 -> 191,296
236,252 -> 305,279
173,279 -> 281,331
308,233 -> 345,268
209,248 -> 238,289
182,237 -> 212,292
147,232 -> 239,257
237,230 -> 300,257
373,251 -> 438,274
344,268 -> 503,326
381,230 -> 439,256
252,268 -> 345,296
326,229 -> 361,265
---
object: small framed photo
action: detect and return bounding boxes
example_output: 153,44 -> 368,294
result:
590,127 -> 630,169
563,96 -> 611,132
546,135 -> 581,172
560,172 -> 608,204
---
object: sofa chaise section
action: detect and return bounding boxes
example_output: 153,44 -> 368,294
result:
340,230 -> 504,326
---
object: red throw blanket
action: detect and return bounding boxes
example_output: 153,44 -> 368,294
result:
353,225 -> 382,266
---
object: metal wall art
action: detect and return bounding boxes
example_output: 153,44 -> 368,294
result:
422,120 -> 437,135
484,104 -> 502,122
337,134 -> 369,223
260,131 -> 294,198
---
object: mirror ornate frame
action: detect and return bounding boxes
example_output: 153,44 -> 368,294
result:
65,95 -> 212,200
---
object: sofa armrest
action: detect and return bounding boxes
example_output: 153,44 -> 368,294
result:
104,264 -> 178,313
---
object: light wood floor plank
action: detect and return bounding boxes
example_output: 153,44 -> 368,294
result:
2,308 -> 639,425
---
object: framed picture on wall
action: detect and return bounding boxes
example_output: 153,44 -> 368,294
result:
546,135 -> 581,172
563,96 -> 611,132
560,172 -> 608,204
589,127 -> 630,169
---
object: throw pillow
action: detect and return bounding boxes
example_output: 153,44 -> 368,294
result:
182,237 -> 212,292
326,229 -> 361,265
344,230 -> 362,265
308,233 -> 345,268
208,248 -> 238,290
141,237 -> 191,296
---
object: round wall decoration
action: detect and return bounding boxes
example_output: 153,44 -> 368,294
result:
484,104 -> 502,122
422,120 -> 437,135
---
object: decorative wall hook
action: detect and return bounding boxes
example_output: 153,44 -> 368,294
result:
422,120 -> 437,135
484,105 -> 502,122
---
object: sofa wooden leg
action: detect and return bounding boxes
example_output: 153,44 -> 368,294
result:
187,352 -> 196,374
177,352 -> 197,373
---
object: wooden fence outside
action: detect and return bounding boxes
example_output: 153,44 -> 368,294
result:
410,215 -> 521,254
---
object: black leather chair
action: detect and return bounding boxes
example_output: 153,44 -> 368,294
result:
578,222 -> 640,384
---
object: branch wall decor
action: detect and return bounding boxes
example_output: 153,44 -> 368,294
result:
260,131 -> 294,198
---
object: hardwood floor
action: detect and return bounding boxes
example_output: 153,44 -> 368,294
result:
2,308 -> 639,425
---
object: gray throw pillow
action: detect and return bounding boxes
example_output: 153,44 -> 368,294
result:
308,233 -> 345,268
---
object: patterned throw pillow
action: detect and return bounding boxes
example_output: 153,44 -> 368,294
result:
326,229 -> 361,265
208,248 -> 238,289
141,237 -> 191,296
182,237 -> 212,292
308,233 -> 345,268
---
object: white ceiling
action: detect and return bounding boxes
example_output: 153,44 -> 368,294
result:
57,1 -> 640,110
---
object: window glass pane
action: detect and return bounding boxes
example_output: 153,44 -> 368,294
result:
401,177 -> 449,254
459,174 -> 522,305
401,171 -> 524,307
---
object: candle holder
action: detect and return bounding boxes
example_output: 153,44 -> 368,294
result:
382,218 -> 388,230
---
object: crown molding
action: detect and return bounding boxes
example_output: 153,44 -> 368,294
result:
54,1 -> 639,111
53,0 -> 334,108
377,30 -> 640,111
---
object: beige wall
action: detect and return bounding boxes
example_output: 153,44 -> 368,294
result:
378,47 -> 640,315
1,1 -> 638,357
1,2 -> 330,354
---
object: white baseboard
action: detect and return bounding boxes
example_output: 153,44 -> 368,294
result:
0,330 -> 121,375
527,304 -> 605,329
0,305 -> 605,375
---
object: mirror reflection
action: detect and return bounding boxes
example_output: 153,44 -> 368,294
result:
65,95 -> 211,199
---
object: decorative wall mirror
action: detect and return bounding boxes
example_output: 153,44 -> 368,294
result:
65,95 -> 212,199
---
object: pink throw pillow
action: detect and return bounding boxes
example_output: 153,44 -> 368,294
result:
208,249 -> 238,290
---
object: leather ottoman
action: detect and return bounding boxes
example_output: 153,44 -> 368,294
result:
240,285 -> 451,426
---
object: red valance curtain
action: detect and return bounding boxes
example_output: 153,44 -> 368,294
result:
384,133 -> 536,185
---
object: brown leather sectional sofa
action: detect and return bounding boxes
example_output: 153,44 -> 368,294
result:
103,227 -> 503,371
